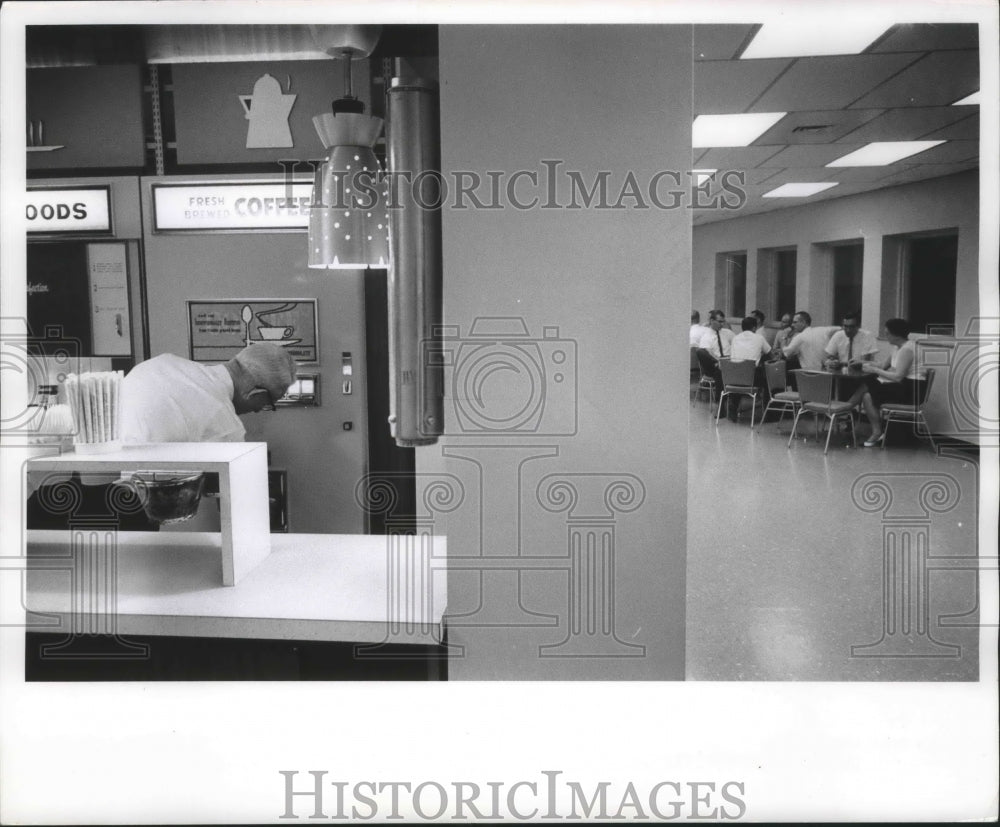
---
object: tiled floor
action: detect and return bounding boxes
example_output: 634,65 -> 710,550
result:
686,391 -> 981,681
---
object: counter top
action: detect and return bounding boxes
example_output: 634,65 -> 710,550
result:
26,530 -> 448,645
26,441 -> 264,469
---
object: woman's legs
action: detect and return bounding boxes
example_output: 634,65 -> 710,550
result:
847,385 -> 881,436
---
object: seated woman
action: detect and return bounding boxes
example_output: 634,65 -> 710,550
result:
846,318 -> 928,447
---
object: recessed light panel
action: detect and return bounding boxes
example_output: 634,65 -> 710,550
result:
692,113 -> 787,148
762,183 -> 839,198
952,91 -> 981,105
826,141 -> 946,167
740,21 -> 892,59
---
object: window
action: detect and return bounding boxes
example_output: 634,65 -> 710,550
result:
775,248 -> 797,318
725,252 -> 747,317
906,234 -> 958,336
832,243 -> 864,324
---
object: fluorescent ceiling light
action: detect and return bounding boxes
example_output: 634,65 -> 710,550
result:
763,183 -> 839,198
952,91 -> 981,105
692,113 -> 786,148
740,21 -> 891,58
691,169 -> 718,186
827,141 -> 945,167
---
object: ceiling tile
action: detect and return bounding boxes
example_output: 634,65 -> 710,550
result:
754,109 -> 884,144
821,166 -> 897,184
694,58 -> 791,114
749,53 -> 919,112
759,144 -> 866,167
693,146 -> 786,171
877,162 -> 978,187
760,168 -> 842,185
904,141 -> 979,164
849,50 -> 979,108
905,139 -> 978,164
869,23 -> 979,53
922,111 -> 979,141
835,105 -> 976,142
742,168 -> 783,185
694,25 -> 757,61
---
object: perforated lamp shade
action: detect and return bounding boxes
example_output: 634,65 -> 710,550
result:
308,112 -> 389,269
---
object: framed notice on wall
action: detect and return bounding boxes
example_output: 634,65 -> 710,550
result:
187,299 -> 318,364
87,242 -> 132,356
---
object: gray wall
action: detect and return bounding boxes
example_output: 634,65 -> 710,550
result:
424,25 -> 692,679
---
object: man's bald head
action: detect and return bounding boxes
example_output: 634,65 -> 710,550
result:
227,344 -> 297,413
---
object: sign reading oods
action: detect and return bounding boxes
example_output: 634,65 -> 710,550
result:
153,182 -> 314,232
26,187 -> 112,234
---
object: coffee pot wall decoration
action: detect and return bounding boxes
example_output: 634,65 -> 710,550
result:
239,73 -> 296,149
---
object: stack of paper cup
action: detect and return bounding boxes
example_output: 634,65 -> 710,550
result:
64,370 -> 123,453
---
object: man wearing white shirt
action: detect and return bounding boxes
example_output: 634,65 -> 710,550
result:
698,310 -> 735,361
730,316 -> 771,365
689,310 -> 710,347
824,311 -> 878,369
782,311 -> 831,372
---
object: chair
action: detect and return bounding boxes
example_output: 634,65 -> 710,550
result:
787,370 -> 857,454
758,360 -> 800,430
880,368 -> 936,451
693,348 -> 718,406
688,347 -> 702,400
716,358 -> 760,428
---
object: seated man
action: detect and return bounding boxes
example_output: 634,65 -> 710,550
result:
689,310 -> 710,347
824,311 -> 878,370
697,310 -> 735,368
731,316 -> 771,366
771,313 -> 794,357
727,316 -> 770,420
781,310 -> 832,373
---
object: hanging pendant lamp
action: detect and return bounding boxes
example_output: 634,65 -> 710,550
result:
307,27 -> 389,270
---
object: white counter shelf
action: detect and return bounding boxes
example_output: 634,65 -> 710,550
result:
27,442 -> 270,586
26,530 -> 448,646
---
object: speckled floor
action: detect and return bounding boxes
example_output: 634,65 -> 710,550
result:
686,394 -> 981,681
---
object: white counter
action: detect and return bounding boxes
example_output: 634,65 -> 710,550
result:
27,442 -> 270,585
26,530 -> 448,645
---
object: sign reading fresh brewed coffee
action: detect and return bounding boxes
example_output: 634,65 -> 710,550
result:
26,187 -> 111,233
152,182 -> 314,231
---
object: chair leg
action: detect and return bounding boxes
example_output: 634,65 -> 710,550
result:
823,415 -> 834,455
757,402 -> 771,431
715,391 -> 726,425
923,415 -> 937,452
787,409 -> 803,448
849,412 -> 857,448
881,414 -> 891,450
749,392 -> 756,430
